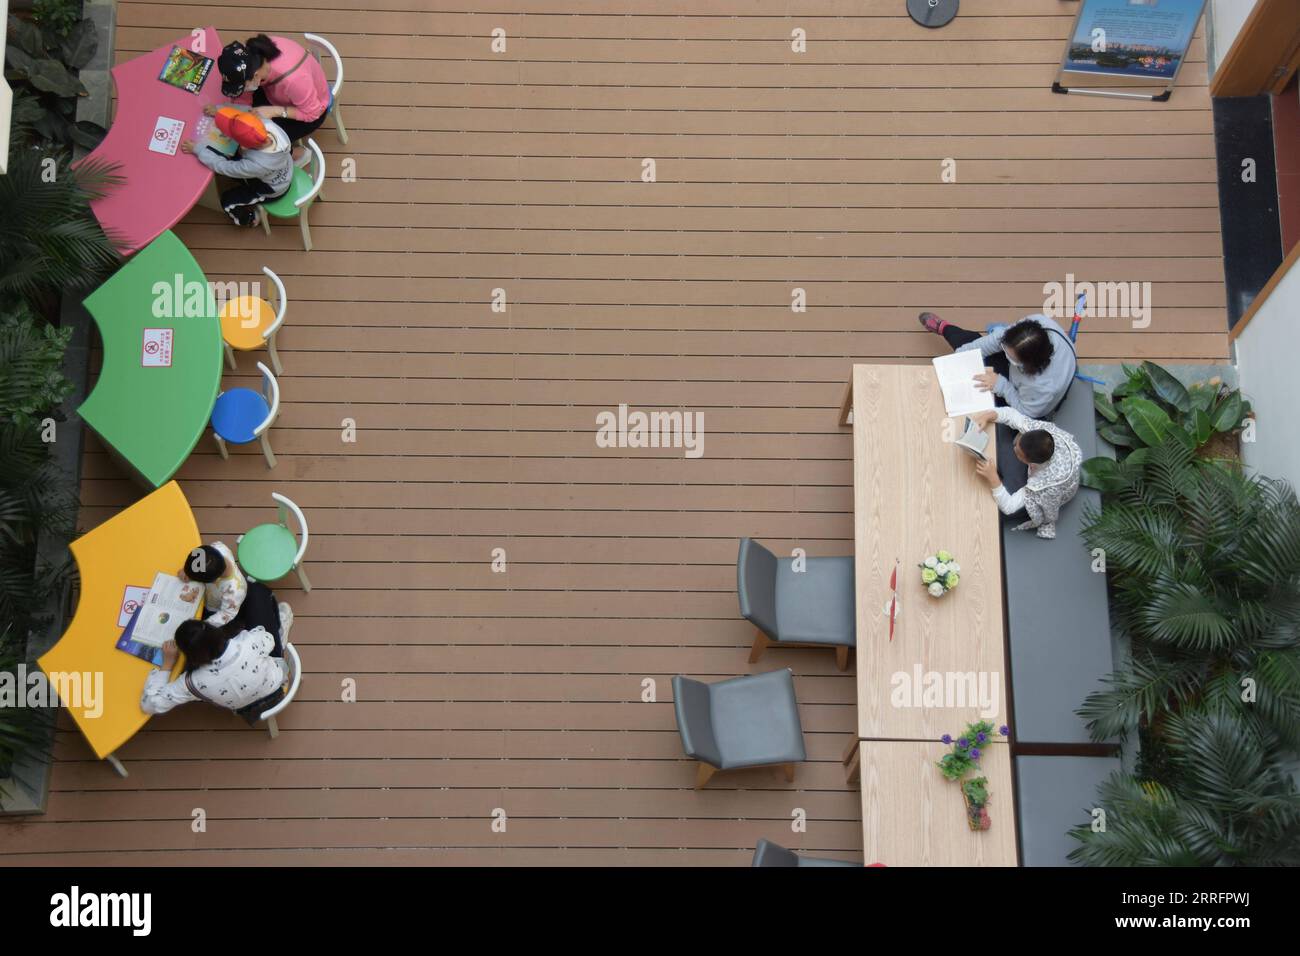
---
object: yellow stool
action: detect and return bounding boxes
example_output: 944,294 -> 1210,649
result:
219,266 -> 287,374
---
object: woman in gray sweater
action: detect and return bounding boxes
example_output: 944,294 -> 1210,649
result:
919,311 -> 1077,419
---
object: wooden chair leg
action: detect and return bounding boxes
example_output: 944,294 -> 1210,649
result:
267,333 -> 283,375
748,629 -> 770,664
333,103 -> 349,144
266,716 -> 279,739
781,762 -> 796,783
224,342 -> 238,370
299,208 -> 313,252
214,434 -> 229,459
260,433 -> 277,469
294,561 -> 312,593
260,207 -> 271,236
695,762 -> 717,789
105,753 -> 129,778
835,645 -> 851,672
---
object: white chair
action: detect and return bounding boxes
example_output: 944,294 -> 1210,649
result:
211,362 -> 281,468
221,266 -> 288,374
258,139 -> 326,252
237,492 -> 312,592
259,642 -> 302,739
304,32 -> 348,144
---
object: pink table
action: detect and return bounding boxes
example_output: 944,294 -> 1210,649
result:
84,27 -> 224,255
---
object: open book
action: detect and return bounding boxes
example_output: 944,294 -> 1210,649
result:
953,416 -> 990,463
932,350 -> 995,417
128,572 -> 201,648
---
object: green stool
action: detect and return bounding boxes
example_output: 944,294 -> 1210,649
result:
238,492 -> 311,591
259,138 -> 326,252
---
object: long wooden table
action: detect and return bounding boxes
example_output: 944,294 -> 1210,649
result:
841,363 -> 1017,866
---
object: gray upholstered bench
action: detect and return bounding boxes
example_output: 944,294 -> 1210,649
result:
997,379 -> 1115,746
1015,755 -> 1121,866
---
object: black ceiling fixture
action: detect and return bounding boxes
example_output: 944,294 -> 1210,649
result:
907,0 -> 959,29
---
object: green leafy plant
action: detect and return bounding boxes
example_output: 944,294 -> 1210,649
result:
961,776 -> 989,809
5,11 -> 104,150
1088,362 -> 1250,471
936,720 -> 1008,779
0,637 -> 49,788
0,307 -> 74,428
1069,707 -> 1300,866
0,309 -> 76,791
1076,437 -> 1300,748
0,146 -> 122,316
31,0 -> 81,38
1070,434 -> 1300,865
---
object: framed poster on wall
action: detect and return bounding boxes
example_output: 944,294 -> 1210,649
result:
1053,0 -> 1209,102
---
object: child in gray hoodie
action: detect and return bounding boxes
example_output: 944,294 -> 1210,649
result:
182,106 -> 294,227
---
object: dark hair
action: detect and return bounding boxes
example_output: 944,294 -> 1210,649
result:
184,545 -> 226,583
245,34 -> 281,70
1003,319 -> 1054,377
1017,429 -> 1055,464
174,619 -> 236,672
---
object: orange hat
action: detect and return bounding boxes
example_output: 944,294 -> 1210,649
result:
214,106 -> 268,149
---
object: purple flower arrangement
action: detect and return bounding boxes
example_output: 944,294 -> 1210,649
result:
936,721 -> 1010,831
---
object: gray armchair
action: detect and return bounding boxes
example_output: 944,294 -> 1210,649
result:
737,537 -> 855,671
752,838 -> 863,868
672,670 -> 807,788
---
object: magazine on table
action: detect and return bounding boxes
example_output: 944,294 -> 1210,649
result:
115,605 -> 163,666
158,45 -> 214,94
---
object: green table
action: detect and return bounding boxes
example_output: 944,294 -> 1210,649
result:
79,230 -> 223,487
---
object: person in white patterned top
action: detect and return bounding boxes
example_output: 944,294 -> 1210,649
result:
968,406 -> 1082,540
140,613 -> 292,721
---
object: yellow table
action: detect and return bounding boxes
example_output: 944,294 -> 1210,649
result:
39,481 -> 199,773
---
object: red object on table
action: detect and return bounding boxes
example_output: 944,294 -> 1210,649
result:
888,560 -> 898,641
80,27 -> 224,255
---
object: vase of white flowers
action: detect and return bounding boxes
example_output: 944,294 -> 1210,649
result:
919,550 -> 961,597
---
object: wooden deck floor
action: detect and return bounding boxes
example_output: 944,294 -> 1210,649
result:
2,0 -> 1225,865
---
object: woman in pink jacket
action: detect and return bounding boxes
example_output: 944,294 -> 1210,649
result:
217,34 -> 331,143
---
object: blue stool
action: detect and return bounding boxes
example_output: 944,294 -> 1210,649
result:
212,361 -> 280,468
